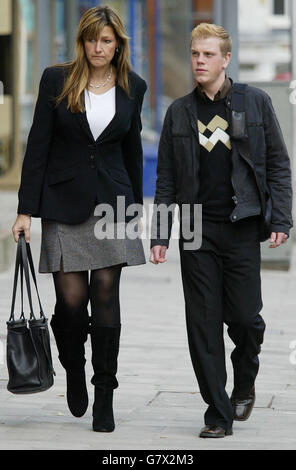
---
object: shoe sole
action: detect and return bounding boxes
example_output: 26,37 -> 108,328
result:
199,429 -> 233,438
93,426 -> 115,432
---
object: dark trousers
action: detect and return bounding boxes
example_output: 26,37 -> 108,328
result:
179,217 -> 266,431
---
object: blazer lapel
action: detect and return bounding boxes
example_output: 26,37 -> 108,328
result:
96,84 -> 132,143
76,84 -> 133,144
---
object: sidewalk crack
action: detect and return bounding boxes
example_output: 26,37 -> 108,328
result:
267,394 -> 275,409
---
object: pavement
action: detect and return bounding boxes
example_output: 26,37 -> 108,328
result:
0,192 -> 296,450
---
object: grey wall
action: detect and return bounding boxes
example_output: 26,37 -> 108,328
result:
213,0 -> 239,81
251,81 -> 294,268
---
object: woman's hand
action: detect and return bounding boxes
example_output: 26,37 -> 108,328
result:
12,214 -> 31,243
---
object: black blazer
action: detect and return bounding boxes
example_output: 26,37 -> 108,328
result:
17,66 -> 147,224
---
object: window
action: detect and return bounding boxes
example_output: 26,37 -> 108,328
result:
273,0 -> 285,15
240,63 -> 256,71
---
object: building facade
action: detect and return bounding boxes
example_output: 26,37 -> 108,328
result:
0,0 -> 294,197
0,0 -> 212,191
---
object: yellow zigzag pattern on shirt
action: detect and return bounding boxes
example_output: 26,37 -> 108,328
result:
198,115 -> 232,152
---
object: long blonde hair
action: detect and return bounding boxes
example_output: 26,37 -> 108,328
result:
53,5 -> 132,113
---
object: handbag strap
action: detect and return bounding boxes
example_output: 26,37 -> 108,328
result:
19,234 -> 36,321
20,243 -> 24,319
9,234 -> 25,322
25,240 -> 45,318
9,233 -> 45,322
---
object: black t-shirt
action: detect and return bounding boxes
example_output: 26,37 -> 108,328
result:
196,91 -> 235,222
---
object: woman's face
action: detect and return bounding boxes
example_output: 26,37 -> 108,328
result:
84,25 -> 118,68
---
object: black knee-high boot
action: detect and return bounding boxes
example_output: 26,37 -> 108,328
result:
89,323 -> 121,432
50,310 -> 90,417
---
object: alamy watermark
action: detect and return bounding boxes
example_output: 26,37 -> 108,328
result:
92,197 -> 203,250
289,80 -> 296,105
0,339 -> 4,366
289,339 -> 296,365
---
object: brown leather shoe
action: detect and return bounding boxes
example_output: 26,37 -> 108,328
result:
231,386 -> 256,421
199,425 -> 233,438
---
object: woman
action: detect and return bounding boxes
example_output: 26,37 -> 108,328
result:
11,5 -> 147,433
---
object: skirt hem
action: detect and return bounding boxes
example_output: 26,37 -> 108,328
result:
38,259 -> 146,274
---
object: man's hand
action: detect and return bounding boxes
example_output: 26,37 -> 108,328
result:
269,232 -> 288,248
149,245 -> 167,264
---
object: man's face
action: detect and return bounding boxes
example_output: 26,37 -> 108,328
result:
190,36 -> 231,87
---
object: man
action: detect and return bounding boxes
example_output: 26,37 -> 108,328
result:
149,23 -> 292,438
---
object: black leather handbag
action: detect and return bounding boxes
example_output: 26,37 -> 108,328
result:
6,232 -> 55,394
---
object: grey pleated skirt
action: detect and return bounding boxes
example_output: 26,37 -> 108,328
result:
38,213 -> 146,273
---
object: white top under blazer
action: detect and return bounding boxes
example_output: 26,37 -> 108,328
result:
84,86 -> 116,141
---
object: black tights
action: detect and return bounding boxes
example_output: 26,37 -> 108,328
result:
52,258 -> 123,329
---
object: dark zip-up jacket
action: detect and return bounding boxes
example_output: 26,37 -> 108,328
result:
150,80 -> 293,248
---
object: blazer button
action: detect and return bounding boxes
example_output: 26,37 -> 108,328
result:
90,155 -> 96,169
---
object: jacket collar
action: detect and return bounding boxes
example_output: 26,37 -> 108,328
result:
195,75 -> 232,102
